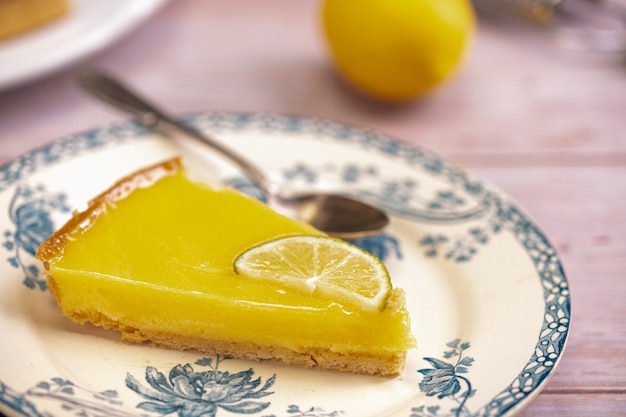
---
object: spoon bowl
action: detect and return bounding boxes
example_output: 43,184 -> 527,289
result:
76,69 -> 389,239
270,193 -> 389,240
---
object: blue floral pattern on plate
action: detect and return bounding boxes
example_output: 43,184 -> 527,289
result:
0,112 -> 571,417
2,184 -> 70,291
126,356 -> 276,417
414,340 -> 476,417
0,356 -> 342,417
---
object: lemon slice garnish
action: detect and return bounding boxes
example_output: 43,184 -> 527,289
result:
234,235 -> 392,312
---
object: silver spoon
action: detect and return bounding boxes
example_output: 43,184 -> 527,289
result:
76,69 -> 389,240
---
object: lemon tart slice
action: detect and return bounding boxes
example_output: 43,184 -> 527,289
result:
37,158 -> 415,376
0,0 -> 69,41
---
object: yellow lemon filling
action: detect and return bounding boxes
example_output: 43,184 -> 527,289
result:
38,158 -> 415,375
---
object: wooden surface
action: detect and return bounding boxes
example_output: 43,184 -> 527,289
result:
1,1 -> 625,415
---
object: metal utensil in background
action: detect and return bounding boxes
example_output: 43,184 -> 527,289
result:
473,0 -> 626,52
76,69 -> 390,240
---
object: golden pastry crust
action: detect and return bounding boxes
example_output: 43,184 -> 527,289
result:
37,158 -> 182,266
50,272 -> 405,377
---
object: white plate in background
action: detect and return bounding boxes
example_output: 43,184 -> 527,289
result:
0,0 -> 169,92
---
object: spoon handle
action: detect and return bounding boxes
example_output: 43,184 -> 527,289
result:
76,69 -> 274,197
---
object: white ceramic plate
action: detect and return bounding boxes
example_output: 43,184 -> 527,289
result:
0,113 -> 571,417
0,0 -> 169,92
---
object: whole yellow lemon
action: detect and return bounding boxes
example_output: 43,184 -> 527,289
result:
321,0 -> 476,102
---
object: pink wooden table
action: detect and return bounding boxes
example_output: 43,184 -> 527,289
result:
1,1 -> 624,415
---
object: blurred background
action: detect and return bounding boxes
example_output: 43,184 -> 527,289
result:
0,0 -> 625,415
